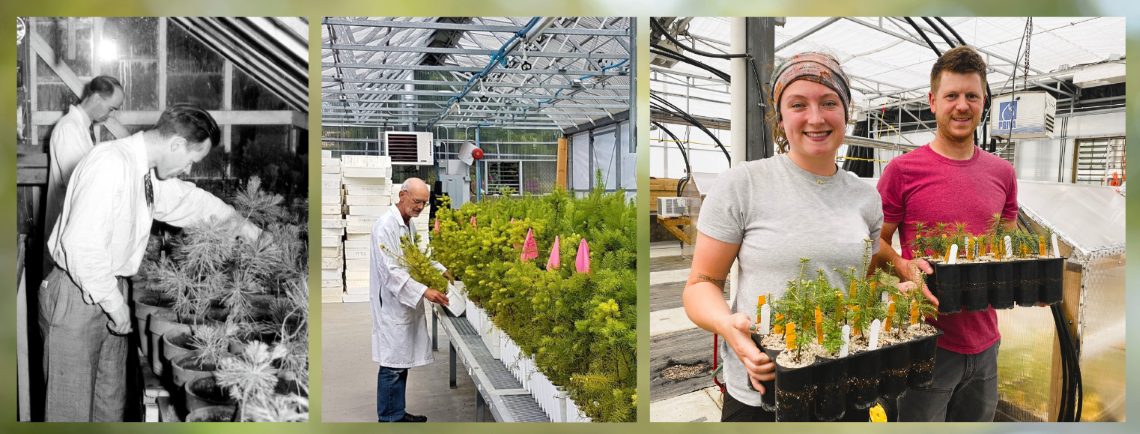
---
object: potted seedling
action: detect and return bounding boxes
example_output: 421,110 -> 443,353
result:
770,259 -> 823,422
876,271 -> 911,400
171,323 -> 234,390
837,241 -> 887,411
897,271 -> 942,389
812,293 -> 848,422
1038,227 -> 1065,305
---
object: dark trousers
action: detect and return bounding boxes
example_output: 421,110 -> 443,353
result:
38,267 -> 127,422
721,390 -> 776,422
377,365 -> 409,422
897,340 -> 1000,422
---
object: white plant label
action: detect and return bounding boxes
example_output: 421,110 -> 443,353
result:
948,244 -> 958,264
882,291 -> 889,303
1052,233 -> 1060,258
840,325 -> 851,357
1004,236 -> 1013,258
868,319 -> 881,350
759,304 -> 771,335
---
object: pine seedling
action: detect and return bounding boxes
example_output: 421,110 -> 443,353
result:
383,234 -> 450,293
189,322 -> 236,367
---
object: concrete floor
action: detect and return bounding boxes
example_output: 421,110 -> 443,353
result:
648,245 -> 724,422
321,301 -> 487,422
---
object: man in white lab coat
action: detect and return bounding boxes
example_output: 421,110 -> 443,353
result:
42,103 -> 262,421
370,177 -> 452,422
45,75 -> 124,259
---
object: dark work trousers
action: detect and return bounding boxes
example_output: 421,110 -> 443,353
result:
38,267 -> 128,422
721,390 -> 776,422
897,339 -> 1001,422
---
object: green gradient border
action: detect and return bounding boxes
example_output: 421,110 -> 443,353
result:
1,1 -> 1135,433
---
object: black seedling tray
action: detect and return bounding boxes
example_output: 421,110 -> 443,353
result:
927,257 -> 1066,313
762,327 -> 945,421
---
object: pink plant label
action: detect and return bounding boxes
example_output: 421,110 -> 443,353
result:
547,236 -> 561,269
575,238 -> 590,273
521,228 -> 538,262
434,218 -> 440,233
470,216 -> 477,229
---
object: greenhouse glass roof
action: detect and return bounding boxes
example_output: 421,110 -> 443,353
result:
322,17 -> 633,130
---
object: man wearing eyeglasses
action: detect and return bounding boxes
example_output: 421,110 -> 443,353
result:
45,75 -> 125,257
370,177 -> 453,422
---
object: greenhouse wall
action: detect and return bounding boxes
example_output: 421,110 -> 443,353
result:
569,120 -> 636,199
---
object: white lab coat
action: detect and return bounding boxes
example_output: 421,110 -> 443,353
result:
369,205 -> 445,368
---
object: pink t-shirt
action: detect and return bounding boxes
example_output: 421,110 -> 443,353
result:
878,144 -> 1018,354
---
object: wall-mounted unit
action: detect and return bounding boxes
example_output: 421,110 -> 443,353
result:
657,197 -> 691,218
989,91 -> 1056,140
384,131 -> 434,165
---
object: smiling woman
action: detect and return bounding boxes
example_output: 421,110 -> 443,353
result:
680,51 -> 884,421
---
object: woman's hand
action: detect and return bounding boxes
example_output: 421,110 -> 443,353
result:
716,312 -> 776,394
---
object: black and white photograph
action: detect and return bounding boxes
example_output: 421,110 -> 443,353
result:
14,17 -> 311,422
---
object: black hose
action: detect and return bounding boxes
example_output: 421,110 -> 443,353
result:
904,17 -> 942,57
935,17 -> 968,46
1020,214 -> 1083,422
651,18 -> 749,59
917,17 -> 994,152
651,102 -> 731,164
922,17 -> 957,48
652,121 -> 692,176
651,95 -> 732,163
1051,304 -> 1071,421
650,47 -> 732,82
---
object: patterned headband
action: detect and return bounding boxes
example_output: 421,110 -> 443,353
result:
771,53 -> 852,118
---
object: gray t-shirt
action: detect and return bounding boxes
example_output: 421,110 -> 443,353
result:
696,153 -> 883,407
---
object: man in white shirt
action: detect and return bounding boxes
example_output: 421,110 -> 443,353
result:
41,103 -> 262,421
45,75 -> 124,259
370,177 -> 451,422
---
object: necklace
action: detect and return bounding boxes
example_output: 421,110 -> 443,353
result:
811,168 -> 837,184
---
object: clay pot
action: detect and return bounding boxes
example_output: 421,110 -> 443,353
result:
184,405 -> 236,422
133,294 -> 173,358
185,376 -> 236,415
148,311 -> 191,377
170,350 -> 216,388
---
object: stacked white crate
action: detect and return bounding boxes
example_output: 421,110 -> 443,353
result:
341,156 -> 394,303
319,151 -> 346,303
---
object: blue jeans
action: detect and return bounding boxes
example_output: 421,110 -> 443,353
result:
377,365 -> 408,422
897,339 -> 1000,422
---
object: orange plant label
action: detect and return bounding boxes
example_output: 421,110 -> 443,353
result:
815,306 -> 823,345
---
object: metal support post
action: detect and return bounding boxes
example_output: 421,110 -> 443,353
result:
449,343 -> 457,389
744,17 -> 775,161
